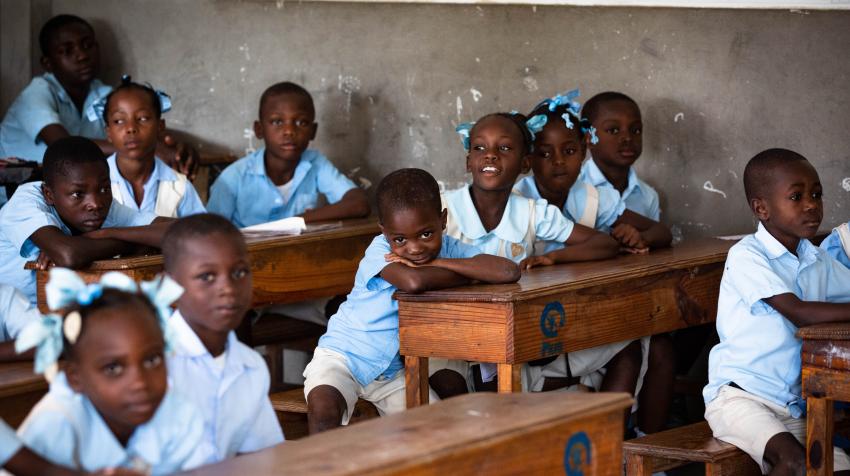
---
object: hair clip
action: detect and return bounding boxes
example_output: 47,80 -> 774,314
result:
456,122 -> 475,150
156,90 -> 172,114
86,96 -> 108,122
525,114 -> 548,141
583,125 -> 599,145
561,113 -> 575,130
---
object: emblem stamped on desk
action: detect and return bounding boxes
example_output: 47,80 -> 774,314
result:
564,431 -> 592,476
539,301 -> 566,357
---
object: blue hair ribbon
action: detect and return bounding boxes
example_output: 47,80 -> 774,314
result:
86,76 -> 172,122
525,114 -> 548,141
583,125 -> 599,145
456,122 -> 475,150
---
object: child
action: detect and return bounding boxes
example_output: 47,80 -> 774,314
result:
304,168 -> 519,434
163,213 -> 284,459
0,284 -> 41,361
0,136 -> 172,305
820,222 -> 850,268
0,15 -> 195,174
516,94 -> 675,433
578,92 -> 662,224
703,149 -> 850,475
103,77 -> 205,218
207,81 -> 369,228
15,269 -> 214,474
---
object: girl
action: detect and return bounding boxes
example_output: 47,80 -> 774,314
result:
101,77 -> 205,218
15,269 -> 213,474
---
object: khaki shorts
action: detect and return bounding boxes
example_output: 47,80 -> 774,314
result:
705,384 -> 850,474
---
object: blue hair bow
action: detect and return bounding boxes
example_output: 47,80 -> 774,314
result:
456,122 -> 475,150
17,268 -> 184,380
583,125 -> 599,145
85,78 -> 173,122
525,114 -> 548,141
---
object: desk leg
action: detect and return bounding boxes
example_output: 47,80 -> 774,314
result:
497,363 -> 521,393
405,356 -> 429,408
807,396 -> 834,476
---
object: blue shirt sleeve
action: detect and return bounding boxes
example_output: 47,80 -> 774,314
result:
533,199 -> 575,243
0,419 -> 23,467
206,166 -> 239,222
16,405 -> 79,469
12,77 -> 62,143
442,235 -> 482,259
103,201 -> 156,228
596,186 -> 626,230
820,229 -> 850,269
358,237 -> 394,292
725,244 -> 795,315
0,183 -> 65,257
0,285 -> 41,340
646,186 -> 661,221
313,155 -> 357,204
176,181 -> 207,217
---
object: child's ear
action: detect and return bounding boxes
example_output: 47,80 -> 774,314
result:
751,197 -> 769,221
253,120 -> 264,140
40,56 -> 53,73
64,361 -> 83,393
521,154 -> 531,174
465,154 -> 472,174
158,118 -> 167,135
309,123 -> 318,141
440,208 -> 448,231
42,182 -> 56,206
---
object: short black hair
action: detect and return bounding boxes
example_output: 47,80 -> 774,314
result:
162,213 -> 246,272
470,113 -> 534,155
103,76 -> 164,122
581,92 -> 640,124
743,148 -> 810,202
259,81 -> 315,117
376,168 -> 441,223
42,136 -> 107,185
61,288 -> 160,360
39,14 -> 93,57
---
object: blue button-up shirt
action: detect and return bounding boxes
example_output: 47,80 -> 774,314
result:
0,284 -> 41,341
578,158 -> 661,221
704,223 -> 850,417
207,148 -> 356,228
820,225 -> 850,269
0,419 -> 22,467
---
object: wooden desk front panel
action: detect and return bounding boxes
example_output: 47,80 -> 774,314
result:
0,362 -> 48,427
35,266 -> 160,313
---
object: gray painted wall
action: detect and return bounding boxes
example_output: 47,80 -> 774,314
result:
4,1 -> 850,239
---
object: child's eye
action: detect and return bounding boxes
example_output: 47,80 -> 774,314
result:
499,145 -> 512,152
472,144 -> 485,151
113,119 -> 124,125
538,150 -> 551,159
813,191 -> 823,200
139,116 -> 149,123
393,237 -> 406,245
270,119 -> 283,126
607,127 -> 619,134
565,148 -> 577,155
196,272 -> 215,283
103,363 -> 124,377
70,192 -> 83,199
790,193 -> 801,201
232,268 -> 250,279
143,355 -> 163,369
632,127 -> 642,135
420,231 -> 433,239
295,119 -> 309,127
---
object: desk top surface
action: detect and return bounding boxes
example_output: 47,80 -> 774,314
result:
0,361 -> 46,399
396,238 -> 734,303
182,391 -> 631,475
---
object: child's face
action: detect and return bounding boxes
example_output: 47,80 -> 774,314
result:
42,161 -> 112,234
171,233 -> 253,337
254,93 -> 317,165
381,207 -> 446,266
66,305 -> 167,442
41,22 -> 100,91
753,160 -> 823,248
466,116 -> 529,192
105,89 -> 165,162
587,100 -> 643,170
531,120 -> 586,197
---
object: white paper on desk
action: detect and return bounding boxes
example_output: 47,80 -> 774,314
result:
715,234 -> 747,241
241,216 -> 306,234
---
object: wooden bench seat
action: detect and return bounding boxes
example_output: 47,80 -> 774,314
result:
623,421 -> 760,475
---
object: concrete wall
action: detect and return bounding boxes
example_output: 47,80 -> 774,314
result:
3,1 -> 850,239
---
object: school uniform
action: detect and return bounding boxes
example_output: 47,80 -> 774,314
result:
17,373 -> 214,475
305,234 -> 479,424
820,223 -> 850,269
166,310 -> 284,460
0,420 -> 22,468
107,154 -> 206,218
0,73 -> 111,162
207,148 -> 356,228
0,284 -> 41,341
0,182 -> 156,304
703,223 -> 850,473
578,158 -> 661,221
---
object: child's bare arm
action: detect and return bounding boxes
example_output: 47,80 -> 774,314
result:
82,217 -> 174,248
301,188 -> 370,223
381,262 -> 471,294
425,255 -> 520,284
613,210 -> 672,249
764,293 -> 850,327
533,224 -> 618,267
30,226 -> 136,269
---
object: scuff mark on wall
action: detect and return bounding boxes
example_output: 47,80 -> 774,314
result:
842,177 -> 850,192
470,88 -> 482,102
703,181 -> 727,198
674,112 -> 684,122
456,96 -> 463,119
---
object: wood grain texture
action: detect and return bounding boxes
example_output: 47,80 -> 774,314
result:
807,397 -> 834,476
405,356 -> 430,407
181,392 -> 632,476
28,219 -> 379,313
497,363 -> 521,393
0,362 -> 48,427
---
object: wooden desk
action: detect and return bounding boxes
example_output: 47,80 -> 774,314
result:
0,361 -> 48,427
398,238 -> 733,407
28,219 -> 379,313
183,391 -> 632,476
800,323 -> 850,476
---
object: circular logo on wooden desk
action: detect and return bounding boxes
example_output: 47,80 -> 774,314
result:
540,301 -> 566,338
564,431 -> 591,476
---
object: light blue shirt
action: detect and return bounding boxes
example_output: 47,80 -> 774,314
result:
166,310 -> 284,461
703,223 -> 850,417
207,148 -> 356,228
0,182 -> 156,304
442,186 -> 575,263
107,154 -> 206,217
318,234 -> 480,385
578,158 -> 661,221
0,74 -> 111,162
0,284 -> 41,341
17,373 -> 214,474
0,419 -> 22,468
820,227 -> 850,269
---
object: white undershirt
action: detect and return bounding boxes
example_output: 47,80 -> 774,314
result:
212,350 -> 227,370
276,180 -> 294,202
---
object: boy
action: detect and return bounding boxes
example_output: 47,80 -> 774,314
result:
703,149 -> 850,475
163,214 -> 284,459
207,81 -> 370,228
0,15 -> 195,174
0,136 -> 172,304
305,168 -> 519,434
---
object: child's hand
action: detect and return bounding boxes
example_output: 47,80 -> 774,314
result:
620,246 -> 650,255
36,251 -> 54,270
611,223 -> 649,250
90,468 -> 146,476
385,252 -> 418,267
519,254 -> 555,270
159,134 -> 199,180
